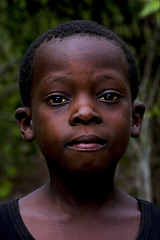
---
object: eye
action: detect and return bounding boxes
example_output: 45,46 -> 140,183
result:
45,94 -> 70,106
97,91 -> 122,103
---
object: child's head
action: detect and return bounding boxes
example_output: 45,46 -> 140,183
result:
19,20 -> 138,106
16,20 -> 145,175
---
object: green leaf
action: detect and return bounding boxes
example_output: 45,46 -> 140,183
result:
139,0 -> 159,18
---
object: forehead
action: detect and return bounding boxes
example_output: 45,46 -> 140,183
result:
35,35 -> 127,63
33,35 -> 129,86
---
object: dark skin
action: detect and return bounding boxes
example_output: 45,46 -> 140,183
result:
15,35 -> 145,240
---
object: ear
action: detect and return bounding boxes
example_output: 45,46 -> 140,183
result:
131,102 -> 145,138
15,107 -> 35,141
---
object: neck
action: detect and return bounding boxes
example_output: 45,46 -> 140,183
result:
47,164 -> 117,211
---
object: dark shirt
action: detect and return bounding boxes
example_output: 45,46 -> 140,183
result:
0,199 -> 159,239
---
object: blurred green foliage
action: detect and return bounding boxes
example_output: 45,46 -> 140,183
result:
0,0 -> 159,202
139,0 -> 159,19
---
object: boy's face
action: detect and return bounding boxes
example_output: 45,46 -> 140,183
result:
17,36 -> 144,174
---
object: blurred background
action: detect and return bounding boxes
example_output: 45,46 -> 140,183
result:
0,0 -> 159,204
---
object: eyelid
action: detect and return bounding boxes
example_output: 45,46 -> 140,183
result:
44,91 -> 69,97
97,89 -> 122,96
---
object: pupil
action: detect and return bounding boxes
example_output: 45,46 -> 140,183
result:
105,93 -> 111,99
55,96 -> 61,102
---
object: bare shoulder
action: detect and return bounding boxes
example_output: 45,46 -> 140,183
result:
18,184 -> 64,239
18,184 -> 54,217
97,188 -> 141,240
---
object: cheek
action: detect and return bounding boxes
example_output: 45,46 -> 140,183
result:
118,111 -> 132,133
105,108 -> 132,153
32,110 -> 70,160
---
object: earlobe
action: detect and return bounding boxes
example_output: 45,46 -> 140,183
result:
131,102 -> 145,138
15,107 -> 35,141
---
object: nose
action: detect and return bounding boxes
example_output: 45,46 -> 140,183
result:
69,104 -> 102,126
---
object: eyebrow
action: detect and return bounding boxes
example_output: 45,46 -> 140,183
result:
44,74 -> 123,82
94,74 -> 125,83
42,76 -> 69,84
41,72 -> 127,90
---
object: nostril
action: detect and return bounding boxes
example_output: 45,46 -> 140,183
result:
90,116 -> 100,123
71,115 -> 102,126
73,117 -> 83,124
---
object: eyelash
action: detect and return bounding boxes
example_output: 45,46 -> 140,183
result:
45,94 -> 70,106
45,91 -> 122,106
97,91 -> 122,103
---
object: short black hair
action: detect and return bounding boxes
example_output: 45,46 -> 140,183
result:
19,20 -> 138,106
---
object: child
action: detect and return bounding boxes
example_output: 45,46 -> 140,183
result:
0,20 -> 159,240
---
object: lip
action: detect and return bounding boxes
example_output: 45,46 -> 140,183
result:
66,135 -> 107,152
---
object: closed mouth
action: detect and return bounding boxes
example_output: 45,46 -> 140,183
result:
66,135 -> 107,152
